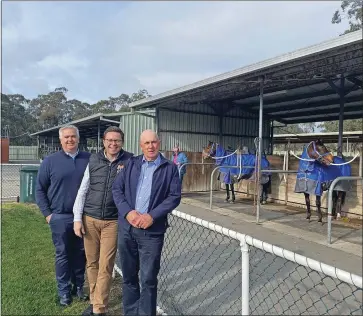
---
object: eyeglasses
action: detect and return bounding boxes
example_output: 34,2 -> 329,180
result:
105,139 -> 122,144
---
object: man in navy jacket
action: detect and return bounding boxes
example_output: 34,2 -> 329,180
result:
36,125 -> 90,306
112,129 -> 181,316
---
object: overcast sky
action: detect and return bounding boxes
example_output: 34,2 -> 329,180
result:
2,1 -> 349,104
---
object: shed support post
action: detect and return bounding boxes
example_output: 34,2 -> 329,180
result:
256,77 -> 264,224
338,76 -> 345,156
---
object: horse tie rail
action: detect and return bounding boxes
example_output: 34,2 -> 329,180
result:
209,166 -> 297,211
178,162 -> 215,178
327,176 -> 363,244
113,209 -> 363,315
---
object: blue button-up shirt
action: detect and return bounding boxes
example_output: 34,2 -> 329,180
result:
65,149 -> 79,160
135,154 -> 161,214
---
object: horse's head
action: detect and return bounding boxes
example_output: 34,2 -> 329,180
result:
306,139 -> 334,166
202,140 -> 217,159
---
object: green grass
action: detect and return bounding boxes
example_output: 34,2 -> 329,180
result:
1,203 -> 90,315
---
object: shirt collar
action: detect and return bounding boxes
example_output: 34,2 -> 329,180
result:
104,149 -> 122,162
65,149 -> 79,159
142,153 -> 161,166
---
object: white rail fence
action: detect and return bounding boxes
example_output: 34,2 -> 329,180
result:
115,210 -> 362,315
2,164 -> 362,314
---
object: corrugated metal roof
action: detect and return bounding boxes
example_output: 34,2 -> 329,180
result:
129,31 -> 362,109
30,110 -> 155,138
128,31 -> 362,125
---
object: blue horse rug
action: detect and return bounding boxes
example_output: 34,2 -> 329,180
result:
294,148 -> 352,196
214,145 -> 271,185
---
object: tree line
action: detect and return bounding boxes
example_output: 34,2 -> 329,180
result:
1,88 -> 150,145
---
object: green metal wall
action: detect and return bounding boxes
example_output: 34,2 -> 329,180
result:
120,111 -> 156,155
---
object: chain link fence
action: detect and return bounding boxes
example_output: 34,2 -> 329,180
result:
115,211 -> 362,315
2,163 -> 362,315
1,164 -> 40,201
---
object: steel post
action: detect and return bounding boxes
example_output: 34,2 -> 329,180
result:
327,176 -> 363,244
256,78 -> 264,223
241,240 -> 250,316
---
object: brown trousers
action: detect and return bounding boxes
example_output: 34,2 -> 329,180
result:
83,215 -> 118,314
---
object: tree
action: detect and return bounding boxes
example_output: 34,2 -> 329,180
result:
332,0 -> 362,34
66,99 -> 92,121
2,87 -> 152,143
273,122 -> 316,135
91,89 -> 151,114
1,93 -> 36,145
129,89 -> 151,103
318,119 -> 363,132
28,87 -> 69,129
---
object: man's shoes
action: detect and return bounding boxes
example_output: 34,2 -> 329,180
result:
59,294 -> 72,306
82,304 -> 93,316
71,286 -> 89,301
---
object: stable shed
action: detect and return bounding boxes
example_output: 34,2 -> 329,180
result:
30,111 -> 156,158
126,31 -> 363,212
128,30 -> 362,156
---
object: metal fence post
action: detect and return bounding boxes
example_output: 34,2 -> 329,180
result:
327,176 -> 363,244
241,240 -> 250,316
178,162 -> 215,178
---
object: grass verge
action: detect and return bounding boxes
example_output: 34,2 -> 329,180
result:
2,203 -> 90,315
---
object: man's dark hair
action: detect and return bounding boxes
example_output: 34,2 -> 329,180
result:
103,126 -> 124,142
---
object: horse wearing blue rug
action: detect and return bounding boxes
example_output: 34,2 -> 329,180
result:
203,141 -> 271,204
294,140 -> 352,223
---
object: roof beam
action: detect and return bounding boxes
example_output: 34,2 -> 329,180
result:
273,104 -> 362,118
283,113 -> 363,124
327,78 -> 344,95
346,76 -> 362,89
262,95 -> 362,114
234,88 -> 337,107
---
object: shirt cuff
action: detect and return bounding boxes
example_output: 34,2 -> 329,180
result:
73,215 -> 83,222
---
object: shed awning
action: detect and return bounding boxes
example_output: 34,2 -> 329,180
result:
128,31 -> 363,124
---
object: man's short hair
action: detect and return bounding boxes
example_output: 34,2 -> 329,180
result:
103,126 -> 124,142
59,125 -> 79,138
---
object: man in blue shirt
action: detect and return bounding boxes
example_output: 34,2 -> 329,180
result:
36,125 -> 90,306
112,129 -> 182,316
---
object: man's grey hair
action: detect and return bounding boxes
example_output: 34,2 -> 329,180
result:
59,125 -> 80,138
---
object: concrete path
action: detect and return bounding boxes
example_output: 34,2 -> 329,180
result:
179,192 -> 362,276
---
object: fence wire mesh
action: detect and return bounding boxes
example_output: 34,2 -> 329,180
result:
157,215 -> 242,315
2,162 -> 361,315
248,247 -> 362,315
114,214 -> 362,316
1,164 -> 30,201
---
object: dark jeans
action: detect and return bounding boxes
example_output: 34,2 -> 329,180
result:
118,226 -> 164,316
49,213 -> 86,297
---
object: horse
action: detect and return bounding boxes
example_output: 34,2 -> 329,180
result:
202,141 -> 272,204
294,139 -> 352,223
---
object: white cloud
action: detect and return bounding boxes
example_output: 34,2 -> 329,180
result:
2,1 -> 350,103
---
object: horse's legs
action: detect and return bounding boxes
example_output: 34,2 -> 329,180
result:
230,183 -> 235,203
316,195 -> 322,223
332,191 -> 338,219
225,184 -> 230,202
336,191 -> 345,219
304,193 -> 311,220
260,183 -> 267,204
